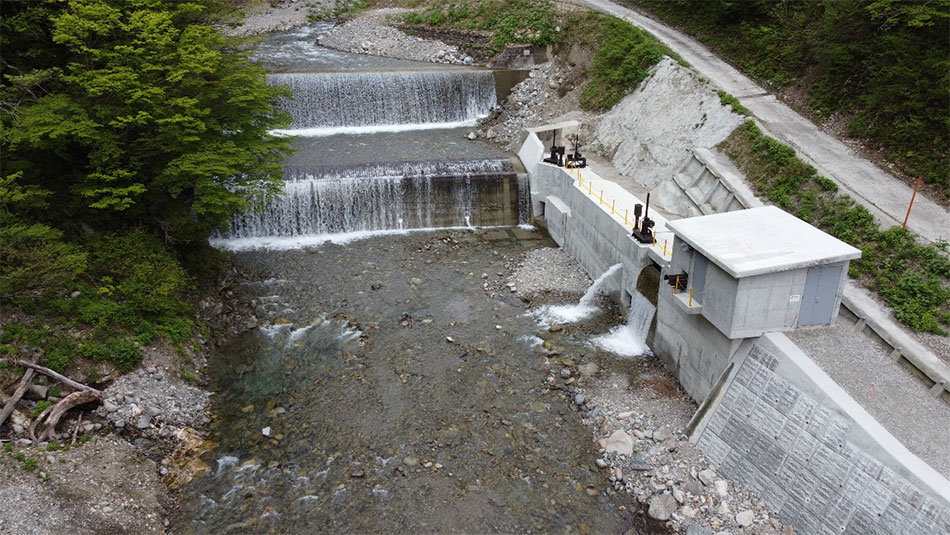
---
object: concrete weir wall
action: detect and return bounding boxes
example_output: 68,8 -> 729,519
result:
520,130 -> 950,533
518,133 -> 674,304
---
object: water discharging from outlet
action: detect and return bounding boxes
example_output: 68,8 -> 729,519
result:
538,263 -> 624,323
270,71 -> 497,137
593,291 -> 656,357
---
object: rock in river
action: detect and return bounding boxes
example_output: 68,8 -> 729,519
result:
648,494 -> 677,521
603,430 -> 634,456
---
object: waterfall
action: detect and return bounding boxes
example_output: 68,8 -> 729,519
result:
216,159 -> 519,241
283,160 -> 514,181
269,71 -> 497,136
208,66 -> 528,250
593,291 -> 655,357
538,264 -> 624,324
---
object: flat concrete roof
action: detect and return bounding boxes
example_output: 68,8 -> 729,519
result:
666,206 -> 861,278
526,120 -> 580,133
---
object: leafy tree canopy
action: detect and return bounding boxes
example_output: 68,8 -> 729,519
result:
1,0 -> 292,245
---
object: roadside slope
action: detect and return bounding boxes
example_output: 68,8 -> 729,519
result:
571,0 -> 949,243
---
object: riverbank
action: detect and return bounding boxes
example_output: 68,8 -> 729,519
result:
0,262 -> 264,533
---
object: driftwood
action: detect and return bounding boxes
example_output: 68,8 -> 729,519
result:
29,404 -> 54,443
0,368 -> 36,430
38,390 -> 101,442
1,359 -> 101,395
71,413 -> 83,446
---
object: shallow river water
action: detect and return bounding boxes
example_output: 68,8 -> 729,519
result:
175,229 -> 645,533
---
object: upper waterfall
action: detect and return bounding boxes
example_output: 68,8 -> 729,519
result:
270,71 -> 498,136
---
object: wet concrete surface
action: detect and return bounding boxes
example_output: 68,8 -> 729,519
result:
175,229 -> 648,534
286,128 -> 511,169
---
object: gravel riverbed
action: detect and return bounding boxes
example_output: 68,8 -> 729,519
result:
318,8 -> 474,65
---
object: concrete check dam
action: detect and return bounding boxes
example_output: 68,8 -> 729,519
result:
214,69 -> 530,248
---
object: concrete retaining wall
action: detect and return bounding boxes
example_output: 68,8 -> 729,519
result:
657,148 -> 759,218
692,334 -> 950,534
525,137 -> 678,305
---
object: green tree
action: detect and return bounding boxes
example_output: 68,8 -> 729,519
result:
1,0 -> 292,245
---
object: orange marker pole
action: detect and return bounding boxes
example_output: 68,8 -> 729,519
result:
903,176 -> 923,229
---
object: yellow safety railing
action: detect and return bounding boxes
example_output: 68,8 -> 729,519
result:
575,173 -> 672,259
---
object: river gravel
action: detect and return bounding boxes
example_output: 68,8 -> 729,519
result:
221,0 -> 323,37
510,247 -> 593,303
317,9 -> 473,64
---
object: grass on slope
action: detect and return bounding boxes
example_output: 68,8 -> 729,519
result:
721,121 -> 950,335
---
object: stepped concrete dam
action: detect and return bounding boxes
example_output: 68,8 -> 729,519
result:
187,17 -> 949,535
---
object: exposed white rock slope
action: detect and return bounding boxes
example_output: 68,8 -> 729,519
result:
592,58 -> 745,191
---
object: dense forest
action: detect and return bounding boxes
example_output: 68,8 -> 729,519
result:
0,0 -> 292,374
630,0 -> 950,200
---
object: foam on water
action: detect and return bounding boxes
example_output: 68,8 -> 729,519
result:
592,291 -> 656,357
520,335 -> 545,349
536,264 -> 623,324
215,456 -> 240,476
272,119 -> 479,137
211,225 -> 516,251
259,323 -> 292,340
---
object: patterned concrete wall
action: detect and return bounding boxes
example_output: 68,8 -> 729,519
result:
697,342 -> 950,535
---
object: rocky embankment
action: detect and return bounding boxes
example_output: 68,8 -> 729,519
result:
0,435 -> 168,535
507,249 -> 790,534
0,264 -> 259,534
317,8 -> 475,64
473,59 -> 596,152
568,364 -> 787,534
221,0 -> 325,37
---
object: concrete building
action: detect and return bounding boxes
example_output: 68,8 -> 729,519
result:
659,206 -> 861,400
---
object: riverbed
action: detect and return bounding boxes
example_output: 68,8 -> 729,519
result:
173,228 -> 655,533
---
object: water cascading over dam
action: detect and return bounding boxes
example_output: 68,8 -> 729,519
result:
270,71 -> 498,136
226,159 -> 522,239
213,67 -> 528,248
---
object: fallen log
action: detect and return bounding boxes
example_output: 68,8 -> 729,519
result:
1,359 -> 101,395
0,368 -> 36,430
39,390 -> 101,442
29,404 -> 54,443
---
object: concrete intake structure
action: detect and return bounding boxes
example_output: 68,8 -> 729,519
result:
519,130 -> 950,534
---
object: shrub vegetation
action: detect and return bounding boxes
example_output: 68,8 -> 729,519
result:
559,13 -> 679,111
400,0 -> 558,52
